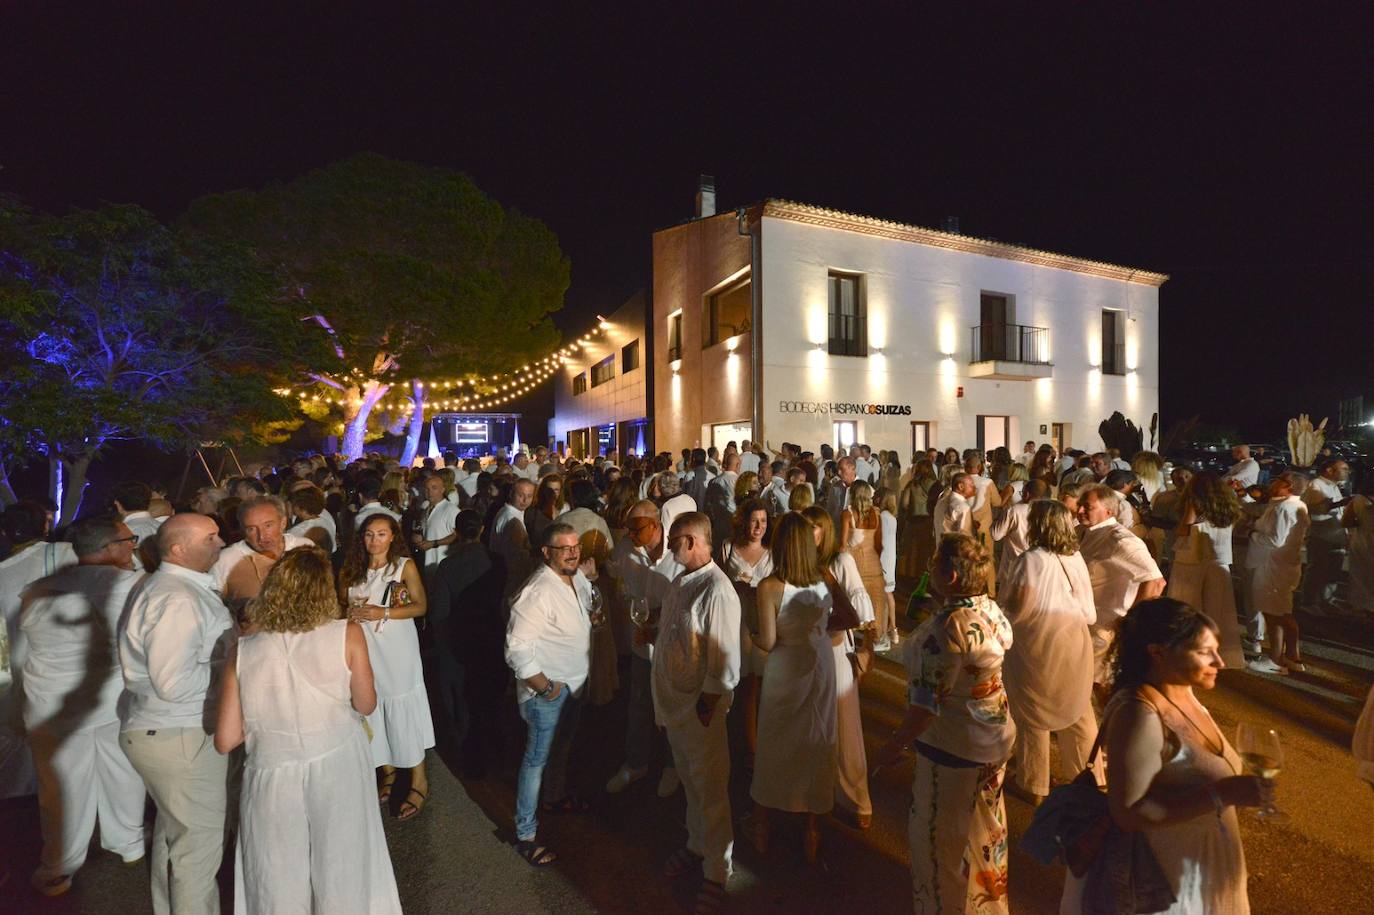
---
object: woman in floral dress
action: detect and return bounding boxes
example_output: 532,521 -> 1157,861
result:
872,533 -> 1014,915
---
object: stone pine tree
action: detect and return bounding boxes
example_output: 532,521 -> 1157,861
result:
184,153 -> 569,461
0,197 -> 308,520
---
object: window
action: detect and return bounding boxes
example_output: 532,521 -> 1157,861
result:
591,354 -> 615,387
1102,309 -> 1126,375
704,278 -> 751,347
572,372 -> 587,395
621,338 -> 640,373
667,311 -> 683,362
911,421 -> 931,456
1051,422 -> 1069,455
827,272 -> 866,356
833,420 -> 857,452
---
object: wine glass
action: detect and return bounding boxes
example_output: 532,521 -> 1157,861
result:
587,584 -> 606,629
629,595 -> 649,628
1235,723 -> 1285,822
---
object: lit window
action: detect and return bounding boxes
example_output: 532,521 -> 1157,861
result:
827,272 -> 866,357
704,278 -> 751,347
591,355 -> 615,387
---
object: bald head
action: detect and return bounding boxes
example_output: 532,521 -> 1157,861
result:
157,513 -> 224,572
628,499 -> 659,520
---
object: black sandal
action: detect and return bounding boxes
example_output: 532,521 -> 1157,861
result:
515,840 -> 558,867
396,787 -> 427,820
540,795 -> 590,814
377,770 -> 399,809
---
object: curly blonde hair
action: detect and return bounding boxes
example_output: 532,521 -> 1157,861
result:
247,547 -> 340,633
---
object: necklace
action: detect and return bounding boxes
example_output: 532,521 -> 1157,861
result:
1153,687 -> 1224,756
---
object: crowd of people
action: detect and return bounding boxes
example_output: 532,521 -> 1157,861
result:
0,435 -> 1372,913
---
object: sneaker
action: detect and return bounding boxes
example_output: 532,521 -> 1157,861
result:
871,635 -> 892,653
30,872 -> 72,897
1247,657 -> 1288,676
656,766 -> 681,798
889,630 -> 900,647
605,764 -> 647,794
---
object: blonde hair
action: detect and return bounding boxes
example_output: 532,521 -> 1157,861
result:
935,533 -> 992,597
1007,462 -> 1030,483
769,512 -> 824,587
848,480 -> 875,517
788,482 -> 815,511
877,487 -> 898,515
1026,500 -> 1079,556
247,547 -> 341,633
734,471 -> 760,503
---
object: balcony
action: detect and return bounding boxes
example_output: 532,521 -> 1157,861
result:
968,323 -> 1053,380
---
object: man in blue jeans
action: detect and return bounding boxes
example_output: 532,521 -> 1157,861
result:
503,522 -> 593,866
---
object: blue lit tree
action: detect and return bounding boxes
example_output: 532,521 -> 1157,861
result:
0,197 -> 310,520
183,153 -> 569,461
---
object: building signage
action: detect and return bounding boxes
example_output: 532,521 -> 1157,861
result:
778,400 -> 912,416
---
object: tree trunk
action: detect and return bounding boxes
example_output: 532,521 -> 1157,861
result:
340,379 -> 391,462
399,380 -> 426,467
0,461 -> 17,507
48,451 -> 93,526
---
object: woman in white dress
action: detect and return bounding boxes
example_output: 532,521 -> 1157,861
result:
804,505 -> 877,828
216,547 -> 402,915
718,498 -> 773,771
1001,500 -> 1098,803
1169,473 -> 1246,667
339,514 -> 434,820
747,512 -> 856,864
1061,597 -> 1270,915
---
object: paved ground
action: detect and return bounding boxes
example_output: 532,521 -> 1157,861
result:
2,625 -> 1371,914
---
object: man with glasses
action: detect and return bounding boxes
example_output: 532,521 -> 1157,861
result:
504,522 -> 594,868
21,517 -> 147,897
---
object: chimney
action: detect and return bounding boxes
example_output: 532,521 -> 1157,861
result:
942,216 -> 961,235
695,174 -> 716,218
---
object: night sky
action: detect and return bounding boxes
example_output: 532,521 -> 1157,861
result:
4,4 -> 1372,442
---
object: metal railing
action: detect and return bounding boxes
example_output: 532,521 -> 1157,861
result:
969,324 -> 1050,364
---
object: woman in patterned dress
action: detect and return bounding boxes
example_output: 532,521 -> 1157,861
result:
872,533 -> 1014,915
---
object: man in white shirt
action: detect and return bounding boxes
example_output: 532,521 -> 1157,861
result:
990,479 -> 1047,589
210,496 -> 312,615
455,459 -> 482,501
353,476 -> 402,529
22,516 -> 146,897
651,512 -> 741,904
118,513 -> 235,915
1017,441 -> 1037,468
1248,473 -> 1312,674
933,473 -> 977,541
504,523 -> 594,866
513,452 -> 541,483
658,472 -> 697,533
1108,449 -> 1132,472
285,484 -> 336,554
0,502 -> 77,799
112,481 -> 165,571
413,474 -> 459,585
604,502 -> 684,795
763,463 -> 794,516
1301,460 -> 1349,611
855,445 -> 881,484
1222,444 -> 1261,490
492,479 -> 537,597
739,440 -> 761,476
1076,485 -> 1165,687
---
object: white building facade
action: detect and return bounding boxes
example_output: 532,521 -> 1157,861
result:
549,290 -> 651,458
653,199 -> 1166,459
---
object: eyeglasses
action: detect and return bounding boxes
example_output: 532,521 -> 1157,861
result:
547,544 -> 582,554
106,535 -> 139,547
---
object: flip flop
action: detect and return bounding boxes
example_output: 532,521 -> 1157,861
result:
515,840 -> 558,867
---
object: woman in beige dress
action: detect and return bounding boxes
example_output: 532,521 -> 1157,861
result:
841,481 -> 889,649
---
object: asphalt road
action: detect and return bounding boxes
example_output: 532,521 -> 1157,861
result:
2,634 -> 1370,914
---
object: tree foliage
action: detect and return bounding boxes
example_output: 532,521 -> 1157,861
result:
0,196 -> 310,516
183,153 -> 570,459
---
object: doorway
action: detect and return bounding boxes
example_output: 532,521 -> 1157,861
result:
910,421 -> 931,458
833,420 -> 857,453
976,415 -> 1010,454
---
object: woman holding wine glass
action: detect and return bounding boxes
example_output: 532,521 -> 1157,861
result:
338,514 -> 434,820
718,498 -> 773,772
1061,597 -> 1273,914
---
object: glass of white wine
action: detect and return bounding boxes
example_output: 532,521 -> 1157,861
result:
629,596 -> 649,628
587,583 -> 606,629
1235,723 -> 1285,822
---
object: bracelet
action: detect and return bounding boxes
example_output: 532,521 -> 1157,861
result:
536,682 -> 555,698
